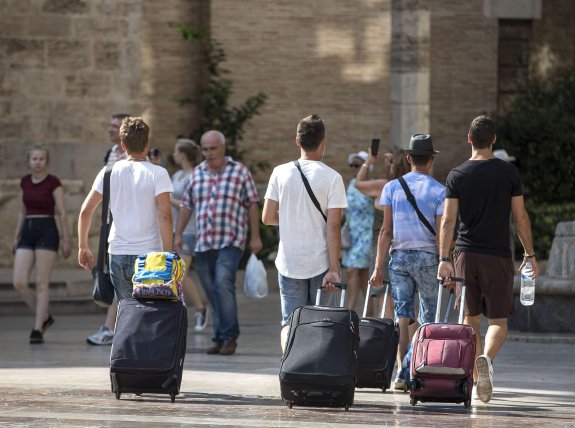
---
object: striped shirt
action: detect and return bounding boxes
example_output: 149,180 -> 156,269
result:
181,157 -> 259,252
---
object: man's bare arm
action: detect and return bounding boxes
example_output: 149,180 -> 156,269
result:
156,192 -> 173,252
511,195 -> 539,277
262,198 -> 279,226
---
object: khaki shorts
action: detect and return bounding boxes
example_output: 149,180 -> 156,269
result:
453,250 -> 515,318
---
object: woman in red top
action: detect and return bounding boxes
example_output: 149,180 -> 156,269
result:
12,144 -> 71,344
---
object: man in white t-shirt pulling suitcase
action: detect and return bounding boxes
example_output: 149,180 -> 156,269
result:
78,117 -> 174,300
262,114 -> 348,351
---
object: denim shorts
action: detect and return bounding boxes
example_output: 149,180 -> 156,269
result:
278,271 -> 338,326
180,233 -> 197,257
109,254 -> 139,301
389,249 -> 439,324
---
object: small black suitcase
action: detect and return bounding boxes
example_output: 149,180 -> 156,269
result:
355,282 -> 399,392
279,284 -> 359,411
110,298 -> 188,402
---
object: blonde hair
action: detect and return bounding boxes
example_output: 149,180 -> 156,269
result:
175,138 -> 200,165
119,117 -> 149,153
26,144 -> 50,163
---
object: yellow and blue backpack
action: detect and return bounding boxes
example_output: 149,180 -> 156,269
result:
132,252 -> 186,301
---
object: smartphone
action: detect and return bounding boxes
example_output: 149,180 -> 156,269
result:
371,138 -> 380,156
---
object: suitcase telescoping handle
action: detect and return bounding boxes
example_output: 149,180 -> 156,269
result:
362,281 -> 390,318
315,283 -> 346,307
435,277 -> 466,324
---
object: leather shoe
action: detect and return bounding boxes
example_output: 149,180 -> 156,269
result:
219,339 -> 237,356
206,342 -> 223,355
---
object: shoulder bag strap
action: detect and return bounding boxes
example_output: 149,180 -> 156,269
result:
294,160 -> 327,222
398,176 -> 436,236
96,166 -> 113,271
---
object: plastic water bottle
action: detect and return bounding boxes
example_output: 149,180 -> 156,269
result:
520,261 -> 535,306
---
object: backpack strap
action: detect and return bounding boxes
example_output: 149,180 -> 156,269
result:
294,160 -> 327,222
398,176 -> 436,236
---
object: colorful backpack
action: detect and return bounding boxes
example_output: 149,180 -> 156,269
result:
132,252 -> 186,301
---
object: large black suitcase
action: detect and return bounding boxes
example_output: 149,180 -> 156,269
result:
279,284 -> 359,411
356,282 -> 399,392
110,298 -> 188,402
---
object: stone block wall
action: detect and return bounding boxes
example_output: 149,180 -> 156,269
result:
209,0 -> 392,183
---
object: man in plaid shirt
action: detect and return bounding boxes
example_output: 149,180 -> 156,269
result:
175,130 -> 262,356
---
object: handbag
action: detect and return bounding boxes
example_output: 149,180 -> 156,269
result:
92,166 -> 115,307
132,252 -> 186,300
341,220 -> 351,250
243,253 -> 268,298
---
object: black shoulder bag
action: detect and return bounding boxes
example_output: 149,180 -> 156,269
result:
92,166 -> 115,307
294,160 -> 327,222
398,176 -> 436,236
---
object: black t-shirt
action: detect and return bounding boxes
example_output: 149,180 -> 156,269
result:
445,158 -> 523,258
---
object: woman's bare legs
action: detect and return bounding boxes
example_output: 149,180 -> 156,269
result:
181,254 -> 205,310
33,249 -> 57,331
13,249 -> 36,311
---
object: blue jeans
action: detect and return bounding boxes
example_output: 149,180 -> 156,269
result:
195,246 -> 243,343
278,271 -> 337,326
388,249 -> 438,325
109,254 -> 139,301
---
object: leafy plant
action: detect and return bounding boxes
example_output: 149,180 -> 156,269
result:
497,69 -> 575,204
173,23 -> 268,171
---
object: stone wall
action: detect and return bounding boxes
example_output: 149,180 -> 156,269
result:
209,0 -> 392,183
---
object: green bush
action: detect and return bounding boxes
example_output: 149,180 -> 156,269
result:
517,202 -> 575,260
497,69 -> 575,205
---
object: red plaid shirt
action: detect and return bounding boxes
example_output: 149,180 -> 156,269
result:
181,157 -> 259,252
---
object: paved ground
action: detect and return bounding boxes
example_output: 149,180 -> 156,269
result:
1,285 -> 574,427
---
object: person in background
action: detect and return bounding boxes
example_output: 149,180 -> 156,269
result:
170,138 -> 209,332
438,116 -> 538,403
87,113 -> 130,346
342,151 -> 375,314
78,117 -> 173,301
12,144 -> 71,344
355,149 -> 406,318
175,130 -> 262,356
149,147 -> 165,167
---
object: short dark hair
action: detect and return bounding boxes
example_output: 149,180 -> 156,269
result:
120,117 -> 149,153
408,154 -> 433,167
112,113 -> 131,121
469,115 -> 496,149
297,114 -> 325,151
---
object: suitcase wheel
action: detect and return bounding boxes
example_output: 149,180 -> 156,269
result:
410,397 -> 417,406
170,393 -> 176,403
344,404 -> 350,411
285,400 -> 293,409
381,388 -> 387,394
115,392 -> 121,400
464,399 -> 471,409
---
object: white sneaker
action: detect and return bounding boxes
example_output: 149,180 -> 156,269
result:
194,307 -> 209,332
475,355 -> 494,403
86,325 -> 114,346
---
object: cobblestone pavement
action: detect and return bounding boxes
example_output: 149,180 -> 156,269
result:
1,289 -> 574,427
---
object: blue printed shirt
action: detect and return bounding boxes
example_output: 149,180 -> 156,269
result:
380,172 -> 445,253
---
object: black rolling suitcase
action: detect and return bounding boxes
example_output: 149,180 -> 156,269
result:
279,284 -> 359,411
356,281 -> 399,392
110,298 -> 188,402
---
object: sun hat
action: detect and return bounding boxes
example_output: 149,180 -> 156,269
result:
347,150 -> 369,165
402,134 -> 438,155
493,149 -> 516,162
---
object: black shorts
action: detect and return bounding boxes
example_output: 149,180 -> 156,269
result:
453,250 -> 514,318
17,217 -> 59,252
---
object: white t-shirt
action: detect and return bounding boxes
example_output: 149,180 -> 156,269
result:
93,160 -> 173,255
264,160 -> 347,279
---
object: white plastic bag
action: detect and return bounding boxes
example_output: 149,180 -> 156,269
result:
243,253 -> 268,299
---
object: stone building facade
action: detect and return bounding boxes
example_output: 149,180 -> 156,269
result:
0,0 -> 574,266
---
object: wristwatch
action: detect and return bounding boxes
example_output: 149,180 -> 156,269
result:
439,257 -> 451,262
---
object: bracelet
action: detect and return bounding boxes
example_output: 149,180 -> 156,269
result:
523,253 -> 536,258
439,257 -> 451,262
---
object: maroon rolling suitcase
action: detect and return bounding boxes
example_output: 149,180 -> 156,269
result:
409,277 -> 476,408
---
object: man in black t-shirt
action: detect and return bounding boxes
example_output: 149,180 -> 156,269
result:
437,115 -> 539,404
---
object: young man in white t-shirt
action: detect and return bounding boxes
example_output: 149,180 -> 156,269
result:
262,114 -> 347,350
78,117 -> 173,300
